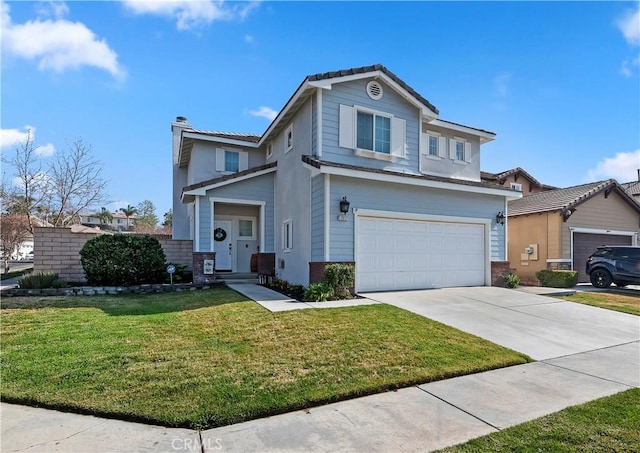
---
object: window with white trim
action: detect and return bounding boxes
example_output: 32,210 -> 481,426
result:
282,220 -> 292,251
339,104 -> 406,159
448,138 -> 471,163
238,218 -> 256,239
428,135 -> 438,156
285,124 -> 293,153
215,148 -> 249,173
266,142 -> 273,159
510,182 -> 522,191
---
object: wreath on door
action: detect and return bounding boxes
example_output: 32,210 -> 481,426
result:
213,228 -> 227,242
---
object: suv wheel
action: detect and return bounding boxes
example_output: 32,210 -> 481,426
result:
590,269 -> 612,288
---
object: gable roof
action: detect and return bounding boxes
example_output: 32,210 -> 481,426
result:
481,167 -> 557,190
508,179 -> 640,220
621,180 -> 640,196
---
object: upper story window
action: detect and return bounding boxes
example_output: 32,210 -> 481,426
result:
339,104 -> 406,161
510,182 -> 523,191
421,132 -> 447,159
357,111 -> 391,154
215,148 -> 249,173
448,138 -> 471,163
266,142 -> 273,159
285,124 -> 294,153
225,151 -> 239,172
428,135 -> 438,156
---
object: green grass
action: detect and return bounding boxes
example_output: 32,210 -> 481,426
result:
0,289 -> 530,429
559,292 -> 640,316
438,388 -> 640,452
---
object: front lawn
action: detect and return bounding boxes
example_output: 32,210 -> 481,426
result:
558,291 -> 640,316
1,289 -> 530,429
439,388 -> 640,452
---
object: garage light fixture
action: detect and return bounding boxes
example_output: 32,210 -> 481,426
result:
339,196 -> 351,214
496,211 -> 505,225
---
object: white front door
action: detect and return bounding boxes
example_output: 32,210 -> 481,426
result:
213,220 -> 233,271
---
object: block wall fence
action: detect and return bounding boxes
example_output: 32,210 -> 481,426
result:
33,227 -> 193,283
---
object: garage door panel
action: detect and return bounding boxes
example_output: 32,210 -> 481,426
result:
357,216 -> 486,292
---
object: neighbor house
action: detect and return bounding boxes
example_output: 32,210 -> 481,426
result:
171,64 -> 521,292
481,167 -> 557,195
79,212 -> 137,230
507,179 -> 640,284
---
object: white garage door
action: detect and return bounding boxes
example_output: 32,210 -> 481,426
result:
356,216 -> 486,292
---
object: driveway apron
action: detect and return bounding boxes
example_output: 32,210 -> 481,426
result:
363,286 -> 640,360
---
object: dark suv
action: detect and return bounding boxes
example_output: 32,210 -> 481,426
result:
586,246 -> 640,288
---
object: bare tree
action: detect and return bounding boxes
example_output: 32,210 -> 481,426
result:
0,214 -> 31,265
1,129 -> 48,233
46,139 -> 109,227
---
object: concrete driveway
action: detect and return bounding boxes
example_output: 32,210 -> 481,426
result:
364,286 -> 640,360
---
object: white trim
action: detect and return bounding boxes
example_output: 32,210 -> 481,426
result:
182,166 -> 277,198
428,119 -> 495,143
182,131 -> 259,148
209,200 -> 215,252
282,219 -> 293,252
569,227 -> 638,271
194,196 -> 200,252
324,174 -> 330,261
237,216 -> 257,240
266,142 -> 273,159
316,88 -> 323,158
258,80 -> 310,147
311,163 -> 522,199
504,197 -> 509,261
353,209 -> 492,291
209,198 -> 267,253
546,259 -> 572,263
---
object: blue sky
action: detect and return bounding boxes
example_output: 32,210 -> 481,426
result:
2,1 -> 639,220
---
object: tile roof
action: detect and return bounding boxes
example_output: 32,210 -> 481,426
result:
508,179 -> 640,218
184,129 -> 261,143
307,63 -> 439,115
182,162 -> 277,194
621,180 -> 640,196
302,156 -> 516,193
482,167 -> 558,190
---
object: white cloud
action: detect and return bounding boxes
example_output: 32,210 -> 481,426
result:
620,55 -> 640,77
121,0 -> 260,30
0,125 -> 56,157
249,106 -> 277,121
617,5 -> 640,46
1,1 -> 125,79
587,149 -> 640,183
35,1 -> 69,19
244,34 -> 254,43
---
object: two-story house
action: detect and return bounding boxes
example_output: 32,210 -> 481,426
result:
172,64 -> 521,292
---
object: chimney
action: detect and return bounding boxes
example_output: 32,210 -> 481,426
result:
176,116 -> 188,123
637,168 -> 639,181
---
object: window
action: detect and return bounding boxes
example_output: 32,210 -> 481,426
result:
266,142 -> 273,159
339,104 -> 405,159
510,182 -> 523,191
285,124 -> 293,153
282,220 -> 292,251
225,151 -> 239,172
215,148 -> 248,173
357,111 -> 391,154
428,135 -> 438,156
448,138 -> 471,163
238,219 -> 254,238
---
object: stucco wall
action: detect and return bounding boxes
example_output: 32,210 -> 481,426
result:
507,213 -> 556,284
34,227 -> 193,284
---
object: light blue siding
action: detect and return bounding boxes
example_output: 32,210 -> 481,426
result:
322,79 -> 420,173
198,172 -> 275,252
329,176 -> 505,261
310,175 -> 324,261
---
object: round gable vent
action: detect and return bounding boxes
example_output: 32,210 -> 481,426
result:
366,80 -> 383,100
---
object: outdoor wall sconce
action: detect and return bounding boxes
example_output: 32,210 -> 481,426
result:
496,211 -> 505,225
339,196 -> 351,214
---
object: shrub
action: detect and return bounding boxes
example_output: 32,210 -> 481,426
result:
18,273 -> 65,289
265,278 -> 305,300
501,272 -> 520,288
303,282 -> 335,302
536,269 -> 578,288
323,264 -> 355,299
80,235 -> 167,286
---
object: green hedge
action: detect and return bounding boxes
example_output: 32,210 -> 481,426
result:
536,269 -> 578,288
80,235 -> 166,286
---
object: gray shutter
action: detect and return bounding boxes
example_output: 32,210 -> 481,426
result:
391,117 -> 406,157
438,136 -> 447,158
239,151 -> 249,171
216,148 -> 225,171
339,105 -> 355,149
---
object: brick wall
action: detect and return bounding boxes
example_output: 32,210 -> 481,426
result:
309,261 -> 356,285
33,227 -> 193,283
490,260 -> 512,287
